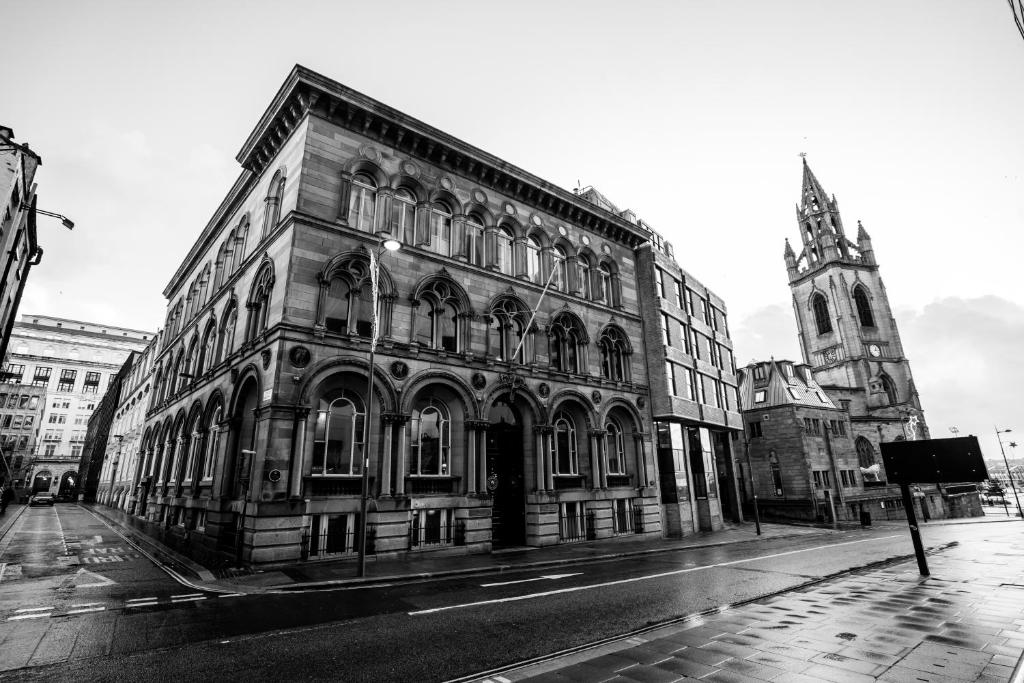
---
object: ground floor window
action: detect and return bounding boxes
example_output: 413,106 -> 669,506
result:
559,502 -> 587,542
195,508 -> 207,532
310,513 -> 358,558
411,509 -> 452,548
611,498 -> 642,535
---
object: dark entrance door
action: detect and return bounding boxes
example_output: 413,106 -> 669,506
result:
487,399 -> 525,547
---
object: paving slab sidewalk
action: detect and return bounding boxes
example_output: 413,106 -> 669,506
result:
473,531 -> 1024,683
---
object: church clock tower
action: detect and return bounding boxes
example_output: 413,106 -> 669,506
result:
786,159 -> 928,443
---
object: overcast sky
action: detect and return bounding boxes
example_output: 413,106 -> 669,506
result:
3,1 -> 1022,462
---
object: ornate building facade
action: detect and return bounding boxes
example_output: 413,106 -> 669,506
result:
136,65 -> 668,565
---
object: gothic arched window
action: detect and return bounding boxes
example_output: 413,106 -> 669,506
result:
217,301 -> 237,362
413,279 -> 465,352
466,214 -> 485,266
605,419 -> 626,475
349,173 -> 377,233
262,171 -> 285,238
856,436 -> 876,469
599,325 -> 630,381
552,411 -> 578,474
409,400 -> 451,476
853,285 -> 875,327
197,320 -> 216,376
549,313 -> 587,374
201,405 -> 222,481
246,264 -> 274,341
597,263 -> 613,303
313,392 -> 365,475
489,297 -> 532,363
881,374 -> 898,405
324,278 -> 352,335
233,219 -> 249,271
811,293 -> 832,334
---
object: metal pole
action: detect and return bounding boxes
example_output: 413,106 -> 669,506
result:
900,481 -> 929,576
742,437 -> 761,535
356,333 -> 376,577
996,428 -> 1022,518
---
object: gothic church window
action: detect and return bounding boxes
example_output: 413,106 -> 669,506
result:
599,325 -> 630,382
853,285 -> 875,327
811,293 -> 832,334
413,279 -> 465,352
856,436 -> 876,469
548,313 -> 586,374
880,374 -> 898,405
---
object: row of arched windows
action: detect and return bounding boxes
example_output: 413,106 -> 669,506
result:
142,402 -> 223,491
345,171 -> 622,306
810,284 -> 876,336
165,169 -> 286,350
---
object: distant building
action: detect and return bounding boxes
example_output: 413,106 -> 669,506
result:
0,127 -> 43,365
96,335 -> 159,510
736,161 -> 981,523
0,382 -> 45,495
80,354 -> 136,502
1,315 -> 154,498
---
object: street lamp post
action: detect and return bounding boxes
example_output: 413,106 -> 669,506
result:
996,428 -> 1023,518
357,233 -> 401,578
741,436 -> 761,536
109,435 -> 124,507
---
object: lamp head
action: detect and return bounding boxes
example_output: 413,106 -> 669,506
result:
383,238 -> 401,252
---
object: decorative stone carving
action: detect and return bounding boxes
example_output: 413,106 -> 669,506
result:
289,346 -> 311,368
591,390 -> 602,404
390,361 -> 409,379
471,373 -> 487,390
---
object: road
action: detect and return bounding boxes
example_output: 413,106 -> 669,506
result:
0,504 -> 1014,681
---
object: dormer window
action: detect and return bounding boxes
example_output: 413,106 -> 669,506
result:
752,365 -> 767,381
786,387 -> 801,400
754,390 -> 766,403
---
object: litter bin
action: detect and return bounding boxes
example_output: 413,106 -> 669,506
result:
860,510 -> 872,527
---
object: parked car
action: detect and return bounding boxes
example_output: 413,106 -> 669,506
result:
29,493 -> 55,507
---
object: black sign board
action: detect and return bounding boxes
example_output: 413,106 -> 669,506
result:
880,436 -> 988,484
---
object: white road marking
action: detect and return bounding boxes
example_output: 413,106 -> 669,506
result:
8,612 -> 52,621
72,567 -> 117,588
69,602 -> 103,608
125,597 -> 157,603
171,596 -> 206,603
66,606 -> 106,614
481,572 -> 583,587
14,606 -> 54,613
218,593 -> 245,598
125,601 -> 158,608
409,535 -> 902,616
171,593 -> 204,599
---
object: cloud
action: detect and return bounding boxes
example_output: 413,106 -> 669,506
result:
731,304 -> 801,367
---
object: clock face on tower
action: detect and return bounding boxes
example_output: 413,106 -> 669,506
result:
868,344 -> 881,357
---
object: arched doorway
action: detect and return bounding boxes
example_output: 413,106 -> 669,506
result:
32,470 -> 53,494
487,397 -> 525,547
58,471 -> 78,499
226,376 -> 260,500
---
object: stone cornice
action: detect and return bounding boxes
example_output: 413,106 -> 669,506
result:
238,65 -> 655,250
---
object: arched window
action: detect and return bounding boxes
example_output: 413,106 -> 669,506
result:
233,220 -> 249,271
599,325 -> 630,381
217,302 -> 237,362
853,285 -> 875,327
605,420 -> 625,475
262,172 -> 285,238
429,202 -> 453,257
549,314 -> 586,374
856,437 -> 876,469
324,278 -> 351,335
466,214 -> 485,266
172,350 -> 186,394
496,228 -> 514,275
391,188 -> 416,244
183,413 -> 203,485
182,339 -> 198,387
409,400 -> 450,475
197,320 -> 216,375
312,392 -> 365,475
349,173 -> 377,232
201,405 -> 222,481
881,374 -> 898,405
222,233 -> 235,280
552,246 -> 568,291
526,235 -> 542,283
812,293 -> 832,334
246,264 -> 274,341
552,411 -> 578,474
213,244 -> 226,290
414,279 -> 462,352
489,297 -> 532,363
577,257 -> 592,299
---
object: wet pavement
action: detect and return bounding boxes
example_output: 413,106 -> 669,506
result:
476,528 -> 1024,683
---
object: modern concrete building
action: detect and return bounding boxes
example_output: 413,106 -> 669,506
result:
633,222 -> 742,535
137,65 -> 671,566
1,315 -> 154,500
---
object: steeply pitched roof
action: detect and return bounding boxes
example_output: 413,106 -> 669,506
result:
738,358 -> 839,411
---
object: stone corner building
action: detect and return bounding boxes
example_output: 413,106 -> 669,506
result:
137,65 -> 684,565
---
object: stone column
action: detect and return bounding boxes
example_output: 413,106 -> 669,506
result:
534,427 -> 545,491
589,431 -> 602,489
541,426 -> 554,491
395,415 -> 409,496
379,414 -> 403,496
289,408 -> 309,499
466,421 -> 488,495
477,426 -> 489,493
633,432 -> 648,488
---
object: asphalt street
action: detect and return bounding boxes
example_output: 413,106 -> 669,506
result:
0,504 -> 1015,682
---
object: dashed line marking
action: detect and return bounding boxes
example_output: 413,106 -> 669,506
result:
124,601 -> 158,608
15,606 -> 54,613
125,597 -> 157,603
66,606 -> 106,615
171,596 -> 206,603
8,612 -> 52,621
218,593 -> 245,598
171,593 -> 203,599
69,602 -> 103,608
